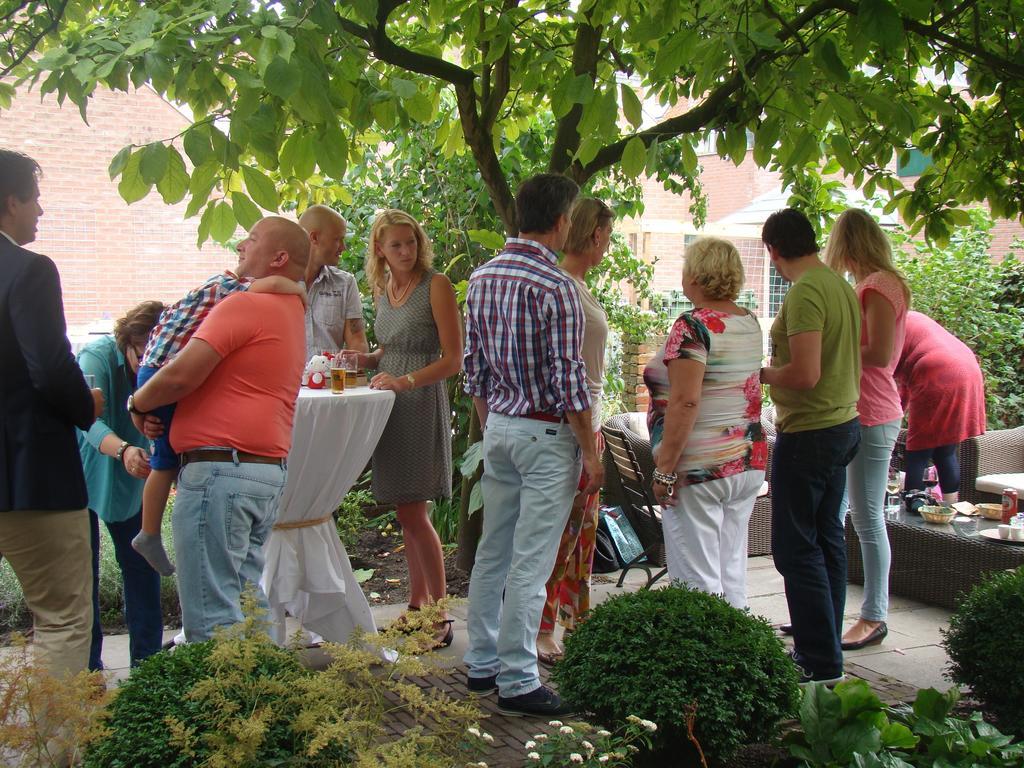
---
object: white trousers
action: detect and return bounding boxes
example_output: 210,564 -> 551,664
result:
661,470 -> 765,609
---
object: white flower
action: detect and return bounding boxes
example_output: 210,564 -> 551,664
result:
641,719 -> 657,732
524,740 -> 536,749
560,725 -> 574,734
527,752 -> 540,761
534,733 -> 548,741
597,730 -> 611,738
598,757 -> 610,764
467,727 -> 481,738
582,740 -> 594,751
570,754 -> 584,763
481,733 -> 494,744
626,714 -> 641,724
548,720 -> 563,727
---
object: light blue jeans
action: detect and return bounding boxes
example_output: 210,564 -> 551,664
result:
464,413 -> 581,697
173,456 -> 287,642
841,419 -> 900,622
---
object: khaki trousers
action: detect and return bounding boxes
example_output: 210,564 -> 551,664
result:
0,509 -> 93,678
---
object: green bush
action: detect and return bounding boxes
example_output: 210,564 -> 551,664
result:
553,585 -> 800,766
83,641 -> 215,768
943,566 -> 1024,734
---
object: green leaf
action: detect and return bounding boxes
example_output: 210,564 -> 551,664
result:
353,568 -> 374,583
124,37 -> 154,56
139,142 -> 169,185
550,72 -> 575,119
240,165 -> 279,211
107,145 -> 133,180
620,136 -> 647,178
679,139 -> 698,175
459,441 -> 483,477
117,151 -> 151,204
468,482 -> 484,518
621,83 -> 643,128
815,36 -> 850,83
911,687 -> 951,722
280,131 -> 315,180
230,191 -> 262,230
183,127 -> 213,167
467,229 -> 506,250
390,77 -> 418,99
208,201 -> 237,243
264,56 -> 300,101
567,74 -> 594,105
143,52 -> 174,91
880,722 -> 918,750
156,148 -> 189,204
316,125 -> 349,180
404,92 -> 435,123
197,202 -> 214,246
857,0 -> 904,51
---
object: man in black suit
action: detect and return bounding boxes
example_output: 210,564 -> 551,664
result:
0,149 -> 103,678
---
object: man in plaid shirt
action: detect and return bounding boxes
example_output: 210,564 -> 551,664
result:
129,226 -> 306,577
462,174 -> 603,718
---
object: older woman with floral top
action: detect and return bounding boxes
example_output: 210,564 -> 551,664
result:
645,237 -> 766,608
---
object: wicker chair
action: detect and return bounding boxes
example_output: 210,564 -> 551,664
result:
601,413 -> 668,588
889,426 -> 1024,502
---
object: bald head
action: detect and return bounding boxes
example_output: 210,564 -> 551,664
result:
236,216 -> 310,281
299,204 -> 347,275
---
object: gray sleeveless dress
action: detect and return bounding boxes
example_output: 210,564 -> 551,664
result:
371,269 -> 453,504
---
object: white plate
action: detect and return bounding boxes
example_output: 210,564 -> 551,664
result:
978,528 -> 1024,546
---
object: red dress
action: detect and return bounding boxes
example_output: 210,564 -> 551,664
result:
893,311 -> 986,450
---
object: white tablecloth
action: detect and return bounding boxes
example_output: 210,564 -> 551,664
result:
261,387 -> 395,645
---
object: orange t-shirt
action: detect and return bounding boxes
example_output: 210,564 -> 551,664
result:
170,292 -> 305,457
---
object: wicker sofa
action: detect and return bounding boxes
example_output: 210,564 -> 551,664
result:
601,411 -> 775,557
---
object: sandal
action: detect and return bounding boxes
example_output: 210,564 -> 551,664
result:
432,619 -> 455,649
537,649 -> 563,667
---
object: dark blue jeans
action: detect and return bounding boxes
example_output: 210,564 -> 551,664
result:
771,418 -> 861,677
904,444 -> 960,494
89,509 -> 164,671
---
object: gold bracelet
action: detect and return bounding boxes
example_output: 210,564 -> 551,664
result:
405,373 -> 416,389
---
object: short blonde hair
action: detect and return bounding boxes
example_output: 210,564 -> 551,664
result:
365,209 -> 434,293
683,237 -> 744,301
824,208 -> 910,301
564,198 -> 614,254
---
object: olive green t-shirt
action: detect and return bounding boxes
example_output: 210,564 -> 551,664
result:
769,264 -> 861,433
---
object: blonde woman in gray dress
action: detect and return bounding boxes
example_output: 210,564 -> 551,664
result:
356,209 -> 462,647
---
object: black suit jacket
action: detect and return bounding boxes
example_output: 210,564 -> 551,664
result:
1,235 -> 94,512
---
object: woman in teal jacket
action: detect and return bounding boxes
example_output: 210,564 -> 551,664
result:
77,301 -> 165,669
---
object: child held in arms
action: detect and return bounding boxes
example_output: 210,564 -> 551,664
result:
130,247 -> 307,575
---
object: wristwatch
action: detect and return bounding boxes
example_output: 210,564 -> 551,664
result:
405,373 -> 416,389
126,393 -> 145,415
115,441 -> 130,463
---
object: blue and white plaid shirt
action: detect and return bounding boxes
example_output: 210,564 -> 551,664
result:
463,238 -> 591,416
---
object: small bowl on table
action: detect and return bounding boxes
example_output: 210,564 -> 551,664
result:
920,505 -> 956,524
977,503 -> 1004,521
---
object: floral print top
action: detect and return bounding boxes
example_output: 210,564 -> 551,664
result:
644,308 -> 767,487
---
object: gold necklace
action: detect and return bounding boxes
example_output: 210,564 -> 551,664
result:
388,274 -> 415,305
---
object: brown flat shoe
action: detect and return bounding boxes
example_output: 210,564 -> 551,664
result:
537,649 -> 563,667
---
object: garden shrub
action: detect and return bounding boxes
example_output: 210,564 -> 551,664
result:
84,606 -> 486,768
943,566 -> 1024,735
553,585 -> 800,766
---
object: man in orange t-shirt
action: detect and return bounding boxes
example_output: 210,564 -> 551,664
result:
130,216 -> 309,641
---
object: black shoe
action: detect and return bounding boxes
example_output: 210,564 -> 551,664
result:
779,623 -> 793,635
466,673 -> 498,693
789,650 -> 845,687
498,684 -> 575,717
841,622 -> 888,651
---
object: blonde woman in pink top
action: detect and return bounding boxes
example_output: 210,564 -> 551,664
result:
824,209 -> 909,651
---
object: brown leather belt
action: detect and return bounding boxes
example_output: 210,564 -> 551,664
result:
180,449 -> 286,467
522,411 -> 567,424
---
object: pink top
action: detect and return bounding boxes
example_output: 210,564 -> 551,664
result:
171,292 -> 306,457
855,271 -> 907,427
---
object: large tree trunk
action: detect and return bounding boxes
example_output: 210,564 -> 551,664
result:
455,406 -> 484,572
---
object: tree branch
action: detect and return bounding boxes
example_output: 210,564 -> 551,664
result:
1,0 -> 68,78
548,11 -> 601,174
455,83 -> 516,233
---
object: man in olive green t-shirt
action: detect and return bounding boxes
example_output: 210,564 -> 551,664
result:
760,208 -> 861,687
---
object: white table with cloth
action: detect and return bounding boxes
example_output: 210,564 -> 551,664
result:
261,386 -> 395,646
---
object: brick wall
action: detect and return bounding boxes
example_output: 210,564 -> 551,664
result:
0,83 -> 236,327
